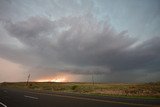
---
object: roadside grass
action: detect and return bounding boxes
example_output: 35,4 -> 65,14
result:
0,82 -> 160,99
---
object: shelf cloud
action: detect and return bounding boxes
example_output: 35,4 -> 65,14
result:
0,0 -> 160,82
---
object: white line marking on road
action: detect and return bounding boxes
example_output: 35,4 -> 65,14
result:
24,95 -> 39,100
26,91 -> 153,107
0,102 -> 7,107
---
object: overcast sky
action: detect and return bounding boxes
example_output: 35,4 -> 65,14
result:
0,0 -> 160,83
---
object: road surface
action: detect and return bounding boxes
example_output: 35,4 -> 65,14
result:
0,88 -> 159,107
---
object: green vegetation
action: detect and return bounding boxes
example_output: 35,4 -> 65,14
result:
1,82 -> 160,99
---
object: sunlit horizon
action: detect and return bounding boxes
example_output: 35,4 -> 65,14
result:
36,77 -> 67,82
34,73 -> 70,82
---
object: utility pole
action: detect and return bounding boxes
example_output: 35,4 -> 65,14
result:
92,73 -> 94,86
26,74 -> 30,86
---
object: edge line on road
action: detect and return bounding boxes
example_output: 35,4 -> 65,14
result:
0,102 -> 7,107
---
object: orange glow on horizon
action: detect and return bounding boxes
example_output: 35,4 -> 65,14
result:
36,77 -> 67,82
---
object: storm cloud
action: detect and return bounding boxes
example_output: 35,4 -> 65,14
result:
0,0 -> 160,82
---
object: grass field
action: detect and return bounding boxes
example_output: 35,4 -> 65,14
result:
1,82 -> 160,99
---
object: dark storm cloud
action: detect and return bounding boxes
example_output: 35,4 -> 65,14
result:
1,14 -> 159,78
5,17 -> 54,46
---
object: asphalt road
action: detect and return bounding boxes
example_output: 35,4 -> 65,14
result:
0,88 -> 159,107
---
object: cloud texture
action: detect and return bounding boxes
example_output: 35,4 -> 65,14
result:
0,0 -> 160,82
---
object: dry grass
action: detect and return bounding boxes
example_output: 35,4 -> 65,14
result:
1,82 -> 160,98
